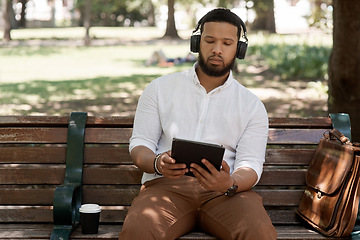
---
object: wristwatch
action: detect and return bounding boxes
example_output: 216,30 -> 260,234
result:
225,183 -> 238,197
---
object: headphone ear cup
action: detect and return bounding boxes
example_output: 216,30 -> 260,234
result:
190,35 -> 201,53
236,41 -> 248,59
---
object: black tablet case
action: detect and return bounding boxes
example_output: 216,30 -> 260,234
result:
171,138 -> 225,177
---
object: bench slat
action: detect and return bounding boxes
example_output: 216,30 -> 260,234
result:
1,116 -> 330,128
0,128 -> 67,143
265,148 -> 315,166
0,206 -> 301,225
0,224 -> 347,240
0,185 -> 54,205
0,147 -> 66,164
0,116 -> 134,127
0,165 -> 305,185
1,128 -> 325,144
0,186 -> 303,207
0,128 -> 132,144
0,146 -> 313,165
259,169 -> 306,186
269,117 -> 332,128
0,147 -> 132,164
267,129 -> 325,144
0,165 -> 142,184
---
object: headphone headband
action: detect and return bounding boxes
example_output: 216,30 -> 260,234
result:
192,14 -> 248,43
190,12 -> 248,59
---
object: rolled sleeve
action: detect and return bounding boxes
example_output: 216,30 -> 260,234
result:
129,80 -> 162,154
234,101 -> 269,185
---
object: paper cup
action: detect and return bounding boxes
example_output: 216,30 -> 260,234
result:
79,204 -> 101,234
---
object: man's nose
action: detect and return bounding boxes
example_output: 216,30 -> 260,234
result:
212,42 -> 223,55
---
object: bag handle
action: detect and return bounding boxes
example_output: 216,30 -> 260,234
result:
330,113 -> 352,142
328,128 -> 351,144
327,129 -> 360,153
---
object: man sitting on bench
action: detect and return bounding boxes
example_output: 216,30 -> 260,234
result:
119,8 -> 277,240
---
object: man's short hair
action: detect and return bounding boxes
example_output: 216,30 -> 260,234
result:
199,8 -> 242,40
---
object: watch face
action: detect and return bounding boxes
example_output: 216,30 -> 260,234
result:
226,184 -> 238,196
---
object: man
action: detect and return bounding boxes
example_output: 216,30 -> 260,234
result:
119,8 -> 277,240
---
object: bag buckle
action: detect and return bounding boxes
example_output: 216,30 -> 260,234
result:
317,191 -> 322,199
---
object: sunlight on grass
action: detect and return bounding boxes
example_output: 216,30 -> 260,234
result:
0,44 -> 190,83
6,27 -> 191,41
0,27 -> 331,117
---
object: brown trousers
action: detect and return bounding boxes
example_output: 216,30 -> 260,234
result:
119,176 -> 277,240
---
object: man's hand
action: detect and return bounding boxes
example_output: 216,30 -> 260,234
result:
190,159 -> 234,193
156,151 -> 188,179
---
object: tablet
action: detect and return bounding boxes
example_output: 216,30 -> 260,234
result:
171,138 -> 225,177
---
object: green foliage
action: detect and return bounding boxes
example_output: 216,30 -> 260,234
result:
248,42 -> 331,79
305,0 -> 333,31
76,0 -> 147,26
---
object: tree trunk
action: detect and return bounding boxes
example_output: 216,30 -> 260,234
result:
19,0 -> 26,28
252,0 -> 276,33
2,0 -> 12,41
148,0 -> 155,27
49,0 -> 56,27
328,0 -> 360,141
163,0 -> 180,39
84,0 -> 91,46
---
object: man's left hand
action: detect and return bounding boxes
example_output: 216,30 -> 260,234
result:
190,160 -> 234,193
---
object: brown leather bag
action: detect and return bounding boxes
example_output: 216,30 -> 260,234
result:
297,129 -> 360,237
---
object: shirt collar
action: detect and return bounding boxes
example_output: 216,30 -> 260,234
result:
192,62 -> 234,91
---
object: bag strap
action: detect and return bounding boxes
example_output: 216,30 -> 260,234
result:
329,113 -> 352,142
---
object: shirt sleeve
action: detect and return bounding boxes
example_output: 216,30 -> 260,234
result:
129,79 -> 162,153
234,100 -> 269,185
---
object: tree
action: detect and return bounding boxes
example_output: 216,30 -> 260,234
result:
84,0 -> 91,46
2,0 -> 12,41
163,0 -> 180,39
18,0 -> 26,28
147,0 -> 156,27
251,0 -> 275,33
328,0 -> 360,141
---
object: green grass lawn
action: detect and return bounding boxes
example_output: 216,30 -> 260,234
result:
0,27 -> 331,117
0,43 -> 193,116
0,28 -> 194,115
0,44 -> 191,83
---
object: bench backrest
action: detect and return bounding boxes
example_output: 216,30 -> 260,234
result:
0,116 -> 332,225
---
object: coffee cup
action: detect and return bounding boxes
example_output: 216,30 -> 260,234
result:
79,204 -> 101,234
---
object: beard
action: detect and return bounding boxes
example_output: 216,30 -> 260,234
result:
198,51 -> 236,77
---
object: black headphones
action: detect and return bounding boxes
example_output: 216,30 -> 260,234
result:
190,16 -> 248,60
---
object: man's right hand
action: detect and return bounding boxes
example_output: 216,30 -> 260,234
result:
156,151 -> 188,179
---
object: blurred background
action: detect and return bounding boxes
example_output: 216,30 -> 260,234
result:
0,0 -> 334,118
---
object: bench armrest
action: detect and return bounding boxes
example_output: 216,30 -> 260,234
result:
51,112 -> 87,240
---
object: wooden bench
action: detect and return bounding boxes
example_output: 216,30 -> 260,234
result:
0,113 -> 350,240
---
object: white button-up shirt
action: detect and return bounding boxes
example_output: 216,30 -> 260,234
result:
130,64 -> 269,185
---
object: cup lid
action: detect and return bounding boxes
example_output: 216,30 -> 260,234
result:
79,204 -> 101,213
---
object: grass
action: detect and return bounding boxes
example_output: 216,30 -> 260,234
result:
0,44 -> 191,83
0,28 -> 193,115
0,27 -> 332,117
4,27 -> 191,41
